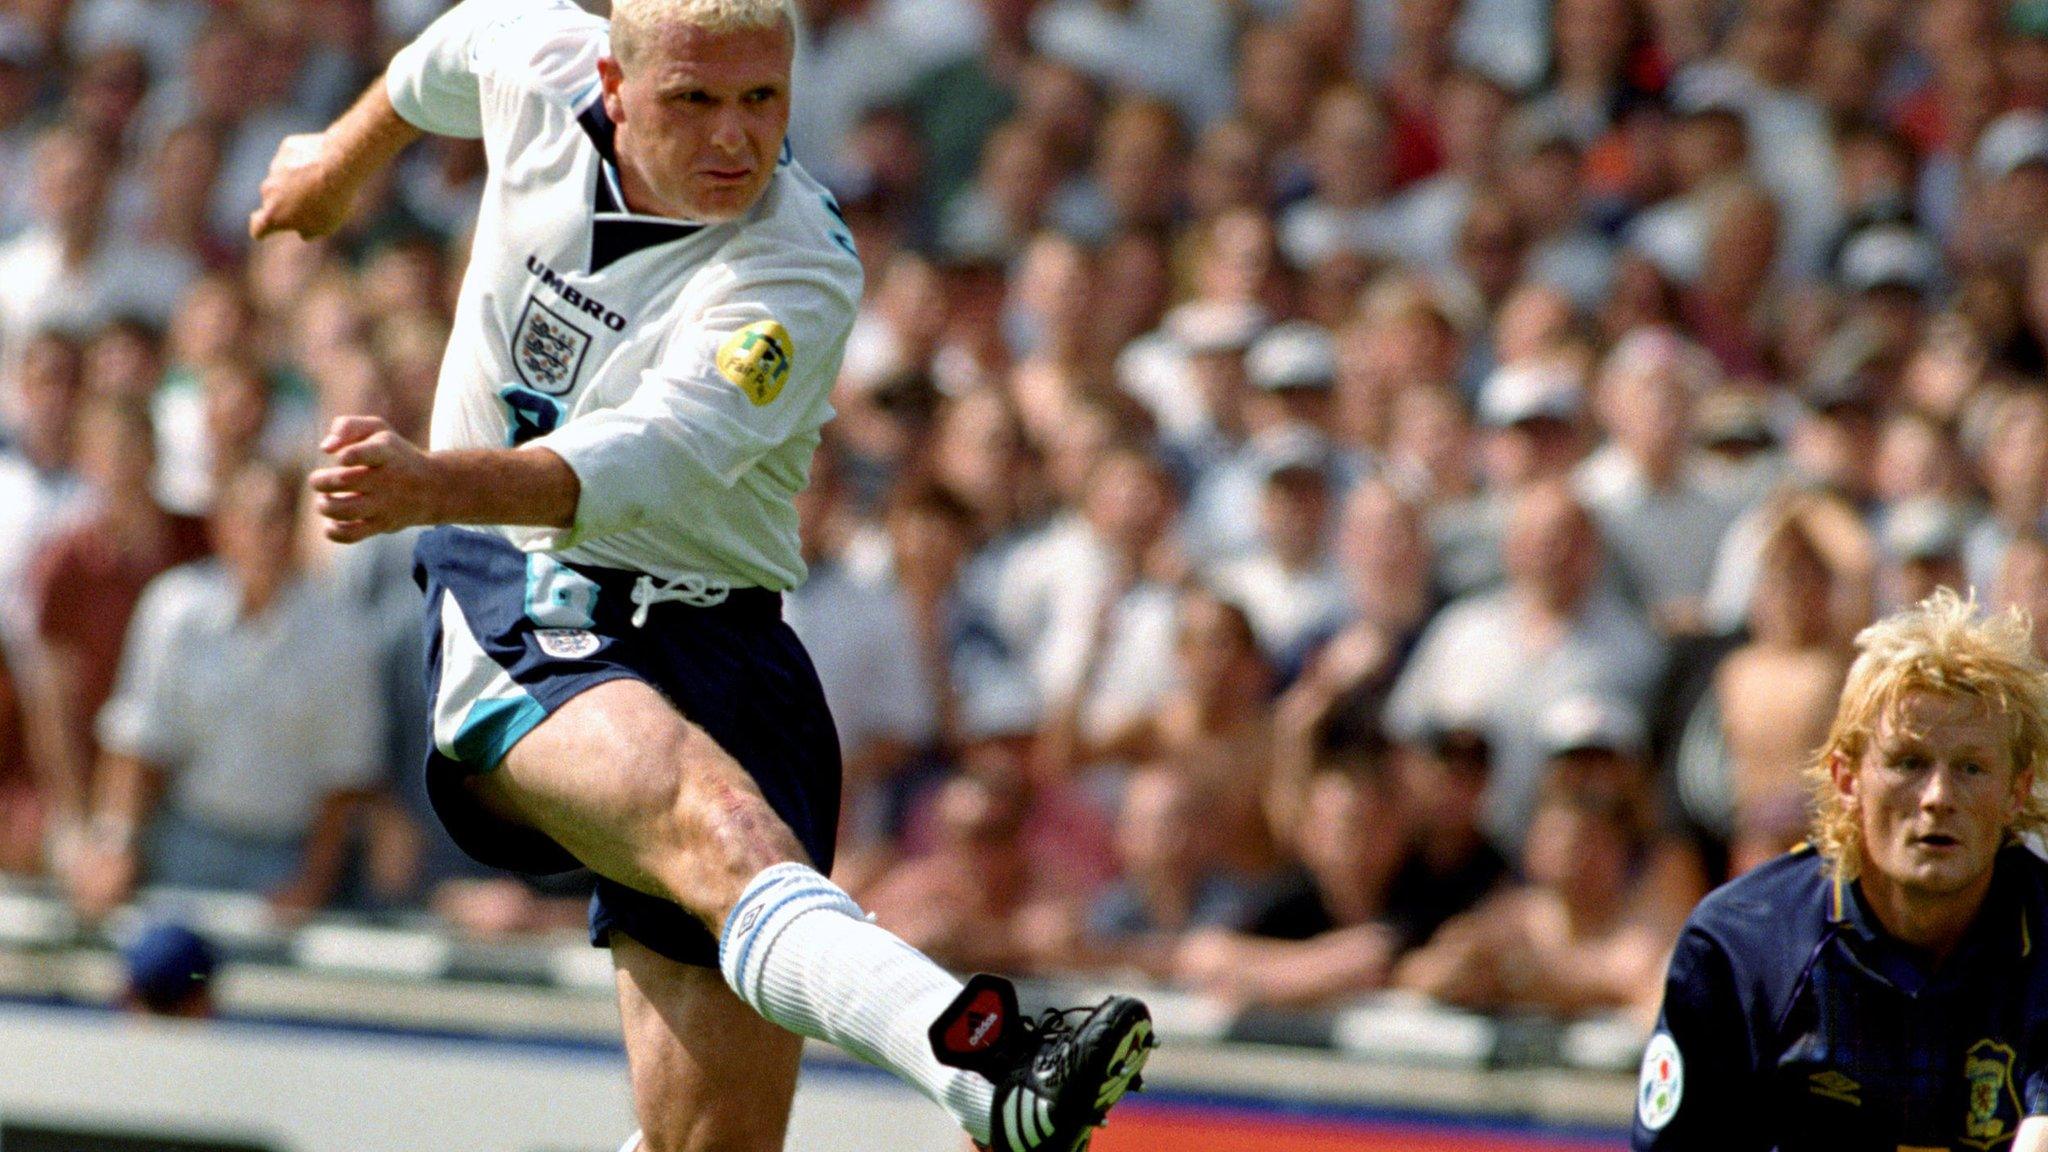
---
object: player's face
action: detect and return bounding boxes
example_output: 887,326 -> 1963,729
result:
1836,691 -> 2030,908
599,20 -> 792,223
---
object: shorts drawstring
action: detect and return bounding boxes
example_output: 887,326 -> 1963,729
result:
630,572 -> 732,627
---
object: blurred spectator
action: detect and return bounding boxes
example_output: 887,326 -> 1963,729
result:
24,397 -> 208,853
864,755 -> 1089,974
0,124 -> 195,371
0,329 -> 90,640
1081,766 -> 1258,976
786,443 -> 939,881
1393,774 -> 1674,1018
1027,0 -> 1233,129
1575,328 -> 1746,634
1713,508 -> 1854,872
65,462 -> 384,921
1387,482 -> 1665,849
1174,752 -> 1410,1008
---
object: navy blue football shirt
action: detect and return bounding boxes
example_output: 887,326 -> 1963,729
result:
1635,844 -> 2048,1150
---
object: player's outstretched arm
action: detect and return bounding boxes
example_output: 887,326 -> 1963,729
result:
309,416 -> 580,543
249,79 -> 422,241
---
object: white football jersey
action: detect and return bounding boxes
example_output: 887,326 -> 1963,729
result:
385,0 -> 862,589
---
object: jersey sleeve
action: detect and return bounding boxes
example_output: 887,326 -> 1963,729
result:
1633,924 -> 1768,1151
517,247 -> 859,551
385,0 -> 605,138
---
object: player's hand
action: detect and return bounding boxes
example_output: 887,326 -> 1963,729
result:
249,132 -> 356,241
309,415 -> 442,543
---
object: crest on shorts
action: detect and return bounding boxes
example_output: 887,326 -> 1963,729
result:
716,319 -> 794,406
513,297 -> 592,396
1638,1033 -> 1683,1131
533,628 -> 602,660
1963,1038 -> 2021,1149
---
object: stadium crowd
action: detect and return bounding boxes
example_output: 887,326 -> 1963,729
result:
4,0 -> 2048,1023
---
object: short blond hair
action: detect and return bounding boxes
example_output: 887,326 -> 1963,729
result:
610,0 -> 792,64
1805,588 -> 2048,879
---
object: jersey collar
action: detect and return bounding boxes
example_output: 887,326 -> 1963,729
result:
575,99 -> 706,274
1830,849 -> 2034,987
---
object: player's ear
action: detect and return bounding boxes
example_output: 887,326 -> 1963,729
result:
1829,749 -> 1859,808
598,55 -> 627,123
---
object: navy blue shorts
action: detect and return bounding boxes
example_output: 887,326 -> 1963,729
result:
414,526 -> 841,968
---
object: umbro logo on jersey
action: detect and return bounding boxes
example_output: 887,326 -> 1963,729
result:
524,255 -> 628,331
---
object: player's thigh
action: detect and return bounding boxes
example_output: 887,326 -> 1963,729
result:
614,931 -> 802,1152
476,678 -> 804,914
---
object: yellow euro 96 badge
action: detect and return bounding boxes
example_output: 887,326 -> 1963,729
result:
717,320 -> 794,406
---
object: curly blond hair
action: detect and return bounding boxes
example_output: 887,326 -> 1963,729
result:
1805,588 -> 2048,879
610,0 -> 792,65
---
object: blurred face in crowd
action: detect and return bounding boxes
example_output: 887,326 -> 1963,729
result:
73,399 -> 157,511
1336,479 -> 1430,615
599,12 -> 793,223
1988,384 -> 2048,499
1599,350 -> 1692,475
933,391 -> 1026,518
1297,768 -> 1409,893
979,121 -> 1059,232
1552,0 -> 1631,84
1197,209 -> 1285,309
34,127 -> 112,238
1236,24 -> 1317,143
1305,87 -> 1388,208
1259,467 -> 1331,570
1523,794 -> 1633,904
201,359 -> 272,471
1188,118 -> 1270,221
171,275 -> 256,368
1117,768 -> 1210,882
14,331 -> 85,471
84,323 -> 163,406
1791,403 -> 1879,501
1388,384 -> 1476,497
1872,412 -> 1962,504
1833,691 -> 2029,913
211,463 -> 301,608
1396,735 -> 1490,840
1701,185 -> 1779,302
1173,591 -> 1265,705
1089,101 -> 1187,229
1456,197 -> 1525,306
1749,525 -> 1833,648
1014,57 -> 1099,169
1081,452 -> 1174,560
1504,485 -> 1602,614
1996,538 -> 2048,662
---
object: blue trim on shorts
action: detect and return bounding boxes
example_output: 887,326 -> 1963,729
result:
452,695 -> 551,771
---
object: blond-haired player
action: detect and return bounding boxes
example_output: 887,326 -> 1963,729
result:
1636,588 -> 2048,1149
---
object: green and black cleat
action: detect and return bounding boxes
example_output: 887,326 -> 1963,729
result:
930,974 -> 1157,1152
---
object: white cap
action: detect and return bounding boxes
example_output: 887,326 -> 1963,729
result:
1247,321 -> 1337,392
1976,109 -> 2048,181
1166,300 -> 1268,356
1538,694 -> 1647,759
1479,358 -> 1584,427
1836,225 -> 1940,296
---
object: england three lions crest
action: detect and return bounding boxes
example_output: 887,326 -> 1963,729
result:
513,297 -> 592,396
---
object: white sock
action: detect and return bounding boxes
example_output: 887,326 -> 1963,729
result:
720,862 -> 995,1143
